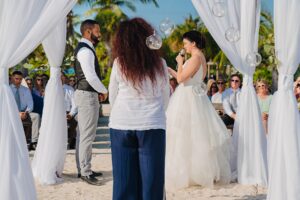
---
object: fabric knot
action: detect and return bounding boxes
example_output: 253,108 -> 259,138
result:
278,74 -> 293,91
242,74 -> 253,86
50,67 -> 61,80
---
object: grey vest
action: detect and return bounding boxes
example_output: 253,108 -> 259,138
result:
74,42 -> 101,93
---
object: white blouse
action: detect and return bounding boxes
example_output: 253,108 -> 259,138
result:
108,58 -> 170,130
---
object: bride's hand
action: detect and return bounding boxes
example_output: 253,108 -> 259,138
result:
176,54 -> 184,65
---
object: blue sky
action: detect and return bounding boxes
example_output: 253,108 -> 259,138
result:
73,0 -> 273,33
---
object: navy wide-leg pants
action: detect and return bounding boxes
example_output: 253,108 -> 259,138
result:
110,129 -> 166,200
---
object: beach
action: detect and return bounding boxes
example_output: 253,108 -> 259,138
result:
33,104 -> 267,200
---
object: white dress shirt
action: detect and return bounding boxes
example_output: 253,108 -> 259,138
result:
222,88 -> 241,116
10,84 -> 33,112
63,84 -> 77,117
211,92 -> 223,103
109,59 -> 170,130
77,38 -> 107,94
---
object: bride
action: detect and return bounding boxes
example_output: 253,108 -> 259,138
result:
166,30 -> 231,190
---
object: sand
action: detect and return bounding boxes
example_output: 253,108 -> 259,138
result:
33,104 -> 267,200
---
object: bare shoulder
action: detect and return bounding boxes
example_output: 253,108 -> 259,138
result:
189,54 -> 202,67
197,51 -> 206,63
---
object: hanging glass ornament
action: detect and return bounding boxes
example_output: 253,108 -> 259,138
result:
159,18 -> 175,36
212,2 -> 226,17
225,27 -> 240,42
246,52 -> 262,67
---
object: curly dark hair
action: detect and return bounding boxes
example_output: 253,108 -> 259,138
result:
112,17 -> 164,91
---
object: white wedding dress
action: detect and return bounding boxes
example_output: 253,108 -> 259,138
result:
165,61 -> 231,190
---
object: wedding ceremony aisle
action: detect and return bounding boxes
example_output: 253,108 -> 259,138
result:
33,104 -> 267,200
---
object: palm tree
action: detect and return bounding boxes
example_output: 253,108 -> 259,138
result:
61,0 -> 159,73
77,0 -> 158,7
256,11 -> 275,90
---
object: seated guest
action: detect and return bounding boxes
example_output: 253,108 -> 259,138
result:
68,75 -> 76,89
61,72 -> 78,149
256,80 -> 272,134
25,77 -> 44,117
169,77 -> 178,95
222,74 -> 242,126
212,77 -> 226,104
207,79 -> 218,100
294,76 -> 300,110
25,77 -> 42,149
33,74 -> 45,97
42,73 -> 49,87
10,71 -> 40,149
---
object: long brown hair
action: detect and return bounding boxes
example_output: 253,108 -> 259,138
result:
112,18 -> 164,90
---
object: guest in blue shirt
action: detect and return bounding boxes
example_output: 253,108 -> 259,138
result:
10,72 -> 40,149
25,77 -> 44,117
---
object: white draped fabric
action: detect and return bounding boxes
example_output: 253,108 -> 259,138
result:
32,18 -> 69,185
0,0 -> 76,199
191,0 -> 268,186
267,0 -> 300,199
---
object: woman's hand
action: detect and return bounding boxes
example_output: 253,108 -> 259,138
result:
262,112 -> 268,120
176,54 -> 184,66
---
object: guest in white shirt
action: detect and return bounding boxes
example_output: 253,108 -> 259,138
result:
10,71 -> 40,148
68,75 -> 76,89
61,72 -> 78,149
109,18 -> 169,200
74,19 -> 108,185
211,77 -> 226,104
222,74 -> 242,126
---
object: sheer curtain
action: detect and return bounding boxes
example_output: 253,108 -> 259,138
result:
267,0 -> 300,199
32,18 -> 68,185
191,0 -> 268,186
0,0 -> 76,199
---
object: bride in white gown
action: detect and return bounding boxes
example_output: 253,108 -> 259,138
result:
166,31 -> 231,190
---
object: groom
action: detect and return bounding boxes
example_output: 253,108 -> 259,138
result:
74,19 -> 108,185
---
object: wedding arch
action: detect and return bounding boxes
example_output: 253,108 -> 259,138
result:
0,0 -> 77,199
192,0 -> 300,199
1,0 -> 300,199
192,0 -> 268,187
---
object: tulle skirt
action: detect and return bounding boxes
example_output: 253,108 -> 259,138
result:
165,84 -> 232,190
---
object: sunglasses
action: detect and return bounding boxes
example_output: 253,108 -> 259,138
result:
257,85 -> 266,88
231,79 -> 240,83
217,82 -> 224,85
